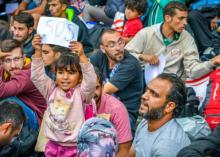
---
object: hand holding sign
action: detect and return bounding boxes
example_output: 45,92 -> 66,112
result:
69,41 -> 84,56
37,16 -> 79,48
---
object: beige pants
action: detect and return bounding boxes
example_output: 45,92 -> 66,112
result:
35,114 -> 48,152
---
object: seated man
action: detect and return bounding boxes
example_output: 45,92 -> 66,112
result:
94,67 -> 132,157
125,1 -> 220,80
47,0 -> 94,55
0,100 -> 25,147
90,29 -> 144,134
188,8 -> 220,60
0,39 -> 47,124
12,12 -> 35,58
129,73 -> 191,157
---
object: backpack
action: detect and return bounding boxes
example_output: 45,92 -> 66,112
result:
176,115 -> 211,141
203,68 -> 220,130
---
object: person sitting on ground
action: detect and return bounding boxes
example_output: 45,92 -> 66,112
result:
146,0 -> 186,26
121,0 -> 146,43
11,12 -> 35,58
0,100 -> 25,147
0,39 -> 47,125
125,1 -> 220,80
31,39 -> 96,156
188,8 -> 220,60
128,73 -> 191,157
93,67 -> 132,157
90,29 -> 143,135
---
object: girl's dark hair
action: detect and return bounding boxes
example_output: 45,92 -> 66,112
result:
55,53 -> 82,74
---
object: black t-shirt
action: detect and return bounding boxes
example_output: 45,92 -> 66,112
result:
90,50 -> 143,121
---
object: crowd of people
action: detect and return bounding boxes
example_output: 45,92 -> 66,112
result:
0,0 -> 220,156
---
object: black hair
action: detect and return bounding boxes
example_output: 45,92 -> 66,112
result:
14,12 -> 34,28
0,100 -> 26,128
157,73 -> 187,118
55,53 -> 82,75
125,0 -> 146,14
163,1 -> 188,19
1,39 -> 23,54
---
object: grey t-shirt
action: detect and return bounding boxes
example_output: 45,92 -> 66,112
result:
133,119 -> 191,157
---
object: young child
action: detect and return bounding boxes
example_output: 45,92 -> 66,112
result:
31,39 -> 96,157
122,0 -> 146,43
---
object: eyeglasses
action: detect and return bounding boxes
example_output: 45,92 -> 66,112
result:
103,38 -> 125,49
3,56 -> 23,64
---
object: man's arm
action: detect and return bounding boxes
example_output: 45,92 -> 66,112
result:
103,82 -> 119,94
116,141 -> 132,157
128,146 -> 136,157
0,70 -> 30,98
125,28 -> 147,60
24,0 -> 47,15
13,1 -> 29,15
183,32 -> 215,79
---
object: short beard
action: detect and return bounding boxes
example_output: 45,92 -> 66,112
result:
143,104 -> 166,120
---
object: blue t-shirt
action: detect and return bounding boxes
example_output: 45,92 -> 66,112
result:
90,50 -> 143,122
133,119 -> 191,157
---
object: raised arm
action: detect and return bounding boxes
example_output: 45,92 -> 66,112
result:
69,41 -> 96,103
31,34 -> 55,99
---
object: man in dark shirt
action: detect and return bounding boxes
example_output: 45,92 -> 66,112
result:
90,29 -> 143,132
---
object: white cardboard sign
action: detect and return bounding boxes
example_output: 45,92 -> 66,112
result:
37,16 -> 79,48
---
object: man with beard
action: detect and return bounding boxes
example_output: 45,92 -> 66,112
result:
128,73 -> 190,157
93,67 -> 132,157
90,29 -> 143,134
12,12 -> 35,58
0,39 -> 47,125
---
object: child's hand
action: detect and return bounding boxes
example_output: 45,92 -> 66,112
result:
69,41 -> 89,63
32,34 -> 42,51
69,41 -> 85,56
